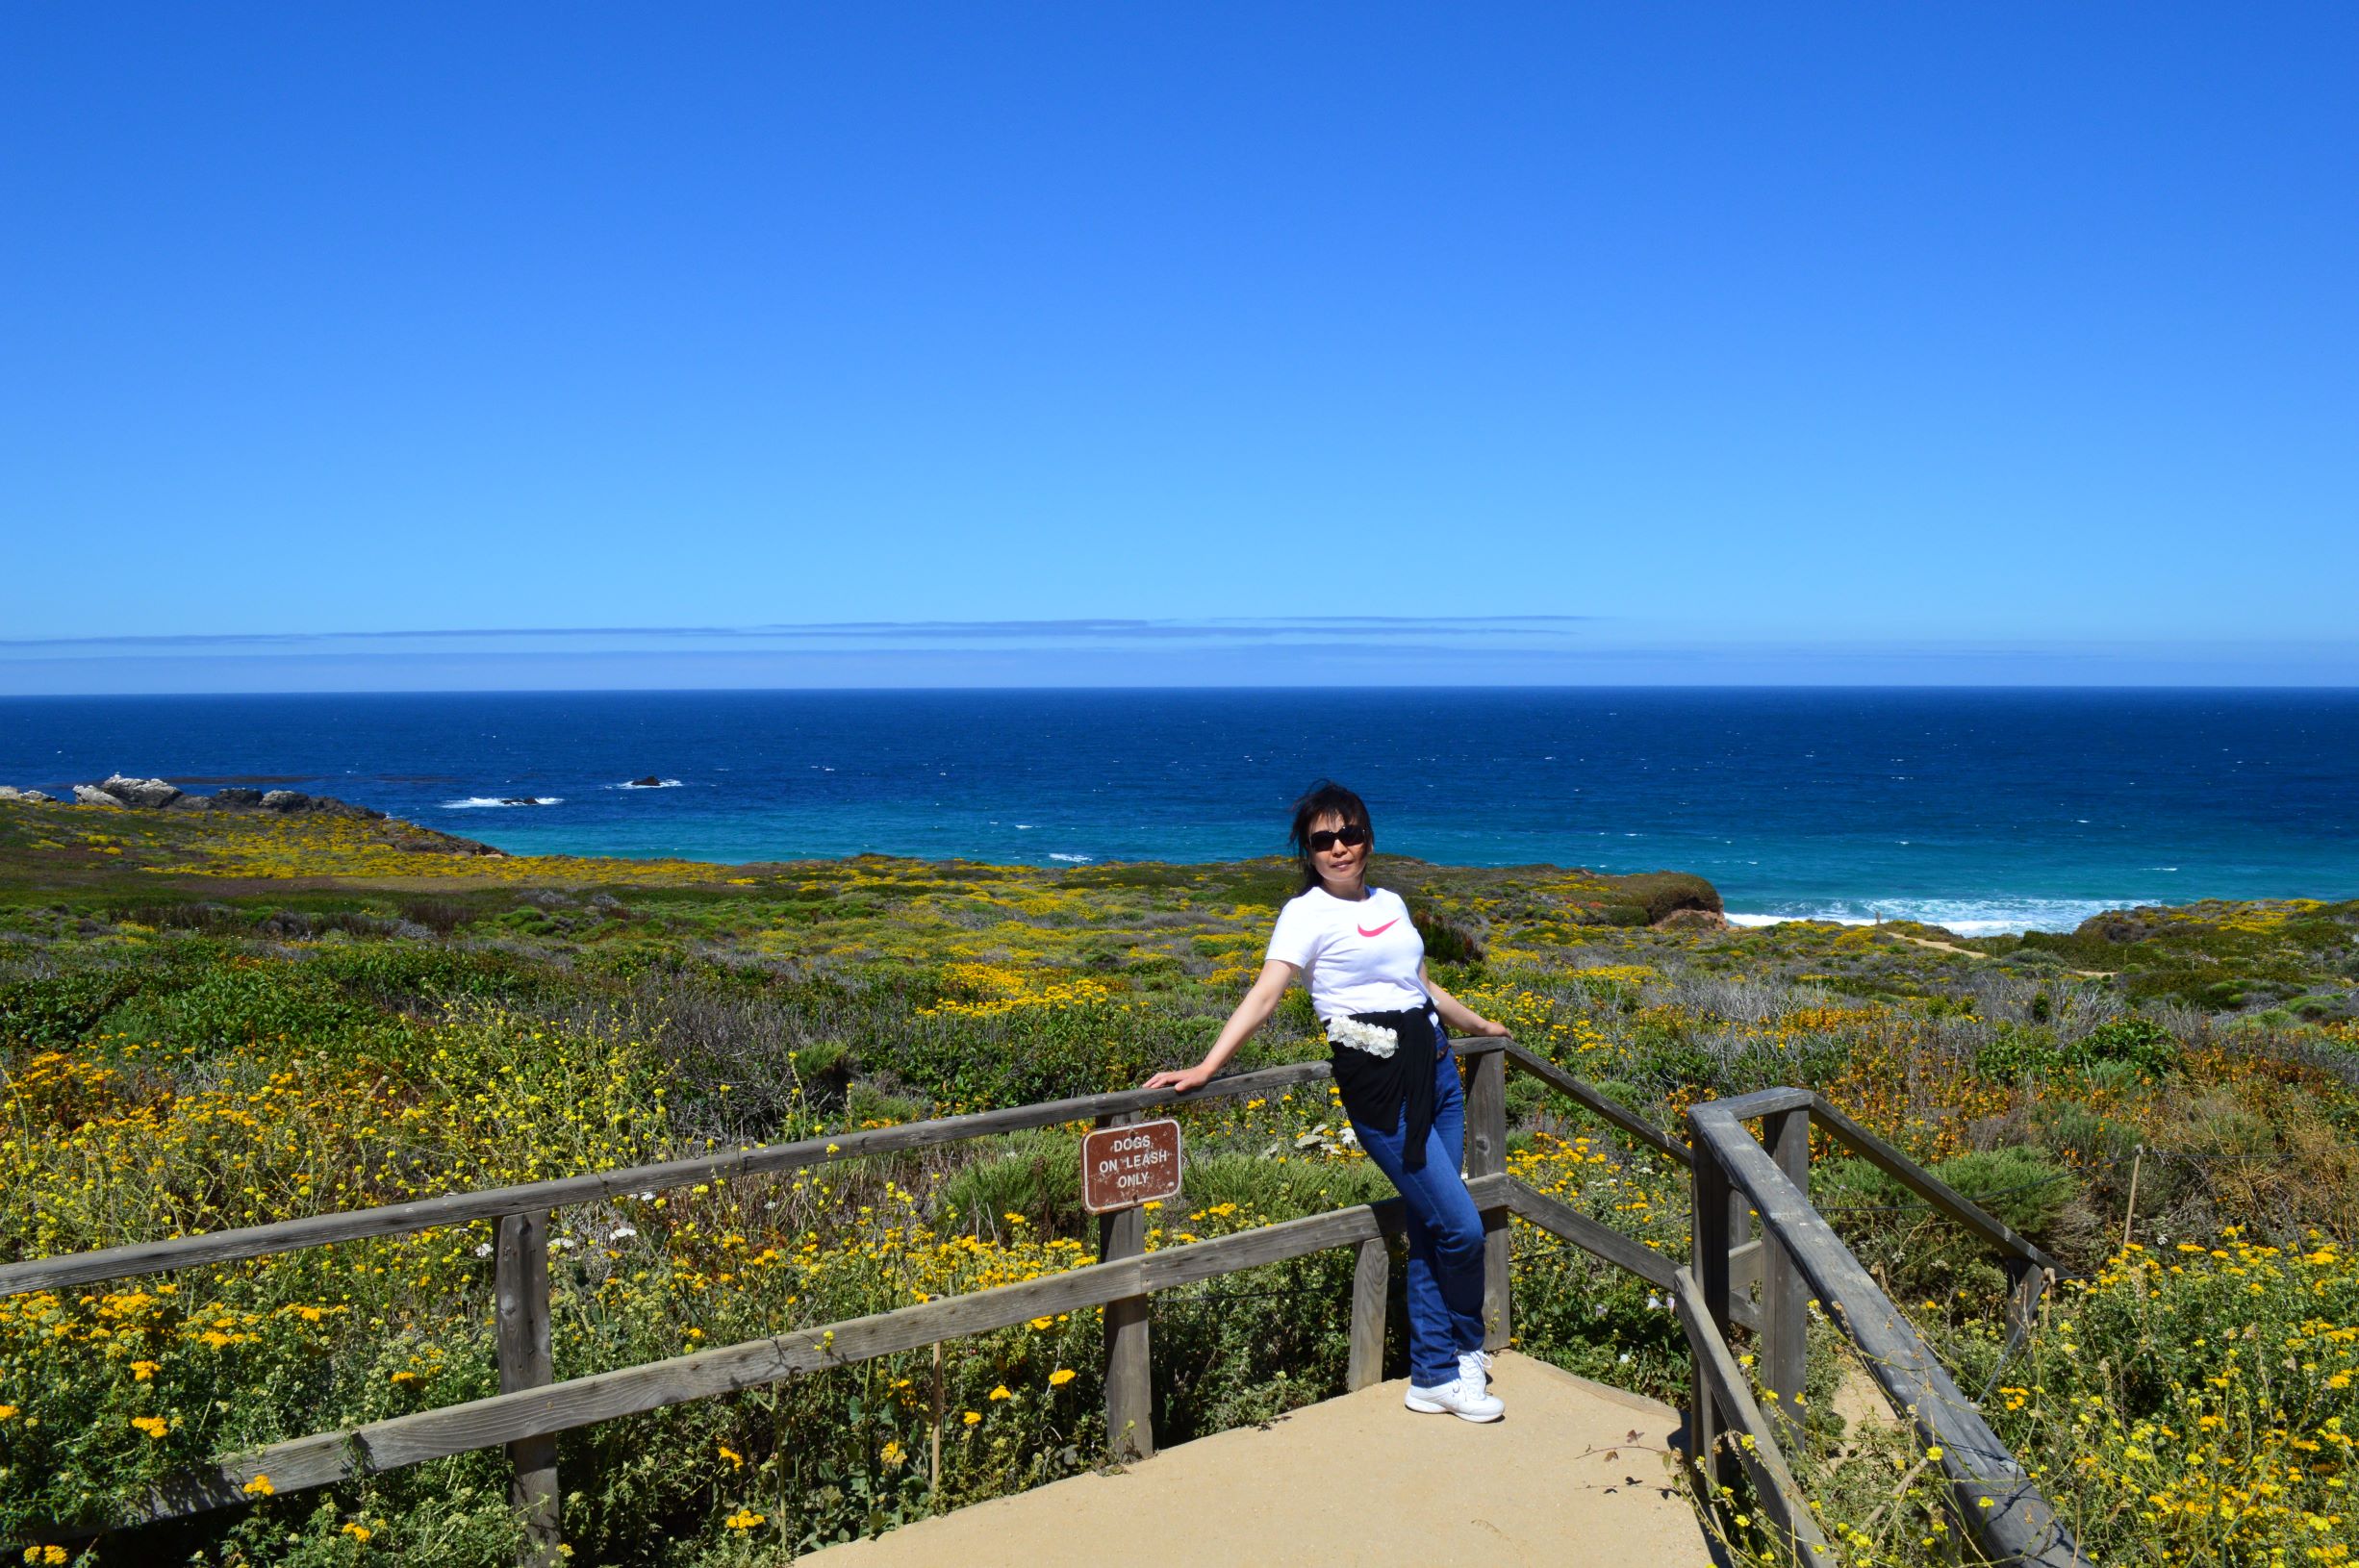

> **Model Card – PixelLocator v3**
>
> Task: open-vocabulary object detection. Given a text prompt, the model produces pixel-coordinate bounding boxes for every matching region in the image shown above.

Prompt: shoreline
[7,787,2348,940]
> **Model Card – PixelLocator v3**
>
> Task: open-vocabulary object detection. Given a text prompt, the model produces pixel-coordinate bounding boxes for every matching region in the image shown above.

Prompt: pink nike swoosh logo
[1356,919,1400,938]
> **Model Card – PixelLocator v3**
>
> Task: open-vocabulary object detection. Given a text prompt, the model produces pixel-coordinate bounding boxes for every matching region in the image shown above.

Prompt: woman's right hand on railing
[1143,1064,1215,1094]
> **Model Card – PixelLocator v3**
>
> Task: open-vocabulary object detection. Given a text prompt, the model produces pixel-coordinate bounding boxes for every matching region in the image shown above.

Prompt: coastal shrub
[309,941,552,1009]
[846,1080,925,1125]
[2067,1014,2181,1076]
[1177,1152,1389,1219]
[1631,1039,1719,1097]
[1978,1015,2181,1082]
[93,962,380,1058]
[1411,904,1485,964]
[790,1039,855,1097]
[0,965,140,1049]
[1813,1148,2077,1305]
[932,1130,1087,1238]
[1977,1021,2060,1081]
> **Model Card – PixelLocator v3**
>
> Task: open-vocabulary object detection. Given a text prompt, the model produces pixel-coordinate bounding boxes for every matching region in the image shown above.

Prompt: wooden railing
[7,1041,2076,1566]
[1680,1090,2080,1567]
[8,1038,1698,1560]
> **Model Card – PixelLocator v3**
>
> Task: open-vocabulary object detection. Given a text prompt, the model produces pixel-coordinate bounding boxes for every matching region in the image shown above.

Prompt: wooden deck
[798,1354,1712,1567]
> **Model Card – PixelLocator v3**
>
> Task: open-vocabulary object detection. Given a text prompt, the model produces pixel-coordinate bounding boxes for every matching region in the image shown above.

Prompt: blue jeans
[1349,1039,1487,1388]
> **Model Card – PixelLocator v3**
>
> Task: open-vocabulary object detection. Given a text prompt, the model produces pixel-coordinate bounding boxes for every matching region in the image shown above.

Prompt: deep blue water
[2,689,2354,933]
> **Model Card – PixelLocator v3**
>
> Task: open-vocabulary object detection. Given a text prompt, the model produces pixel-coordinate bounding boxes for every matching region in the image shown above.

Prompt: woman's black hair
[1288,779,1373,893]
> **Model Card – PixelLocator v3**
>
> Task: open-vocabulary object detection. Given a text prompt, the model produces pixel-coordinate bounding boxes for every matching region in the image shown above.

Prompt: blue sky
[3,5,2353,691]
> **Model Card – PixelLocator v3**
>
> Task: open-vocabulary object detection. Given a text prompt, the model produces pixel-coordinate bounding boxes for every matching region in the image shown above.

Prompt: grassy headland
[1,797,2354,1565]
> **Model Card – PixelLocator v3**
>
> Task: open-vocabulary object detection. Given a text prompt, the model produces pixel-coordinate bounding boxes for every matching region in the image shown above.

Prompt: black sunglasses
[1307,823,1369,852]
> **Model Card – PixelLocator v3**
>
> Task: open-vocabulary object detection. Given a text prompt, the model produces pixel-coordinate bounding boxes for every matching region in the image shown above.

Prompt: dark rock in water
[501,797,543,806]
[261,790,312,811]
[630,775,664,788]
[213,788,265,806]
[102,773,184,808]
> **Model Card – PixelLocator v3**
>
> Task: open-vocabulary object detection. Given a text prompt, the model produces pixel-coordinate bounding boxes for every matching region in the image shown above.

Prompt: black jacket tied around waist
[1329,1000,1446,1169]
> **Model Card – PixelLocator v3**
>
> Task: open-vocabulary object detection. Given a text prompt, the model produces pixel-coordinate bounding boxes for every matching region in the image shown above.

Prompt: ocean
[2,689,2354,934]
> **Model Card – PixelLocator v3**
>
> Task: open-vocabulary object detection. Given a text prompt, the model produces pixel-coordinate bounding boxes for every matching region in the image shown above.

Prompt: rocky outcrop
[9,773,508,859]
[1653,906,1730,931]
[100,773,185,808]
[60,776,391,822]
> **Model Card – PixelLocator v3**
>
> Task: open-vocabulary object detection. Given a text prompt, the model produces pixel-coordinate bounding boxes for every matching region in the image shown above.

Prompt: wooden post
[1688,1117,1737,1493]
[495,1211,561,1568]
[1095,1112,1154,1464]
[2002,1255,2047,1345]
[1347,1234,1390,1390]
[929,1340,945,1500]
[1462,1046,1510,1352]
[1760,1106,1811,1458]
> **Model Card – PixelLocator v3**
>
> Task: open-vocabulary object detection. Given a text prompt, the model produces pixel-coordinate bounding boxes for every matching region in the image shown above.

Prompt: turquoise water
[4,688,2355,933]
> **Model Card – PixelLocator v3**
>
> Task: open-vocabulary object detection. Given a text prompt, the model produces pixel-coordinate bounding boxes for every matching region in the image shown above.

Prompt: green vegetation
[1,799,2355,1564]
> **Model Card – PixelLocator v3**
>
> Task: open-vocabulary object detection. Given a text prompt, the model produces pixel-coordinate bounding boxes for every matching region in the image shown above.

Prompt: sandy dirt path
[795,1353,1711,1568]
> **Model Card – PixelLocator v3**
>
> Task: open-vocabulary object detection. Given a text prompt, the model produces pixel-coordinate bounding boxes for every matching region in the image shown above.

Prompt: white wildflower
[473,1243,494,1259]
[609,1225,638,1242]
[1327,1018,1399,1058]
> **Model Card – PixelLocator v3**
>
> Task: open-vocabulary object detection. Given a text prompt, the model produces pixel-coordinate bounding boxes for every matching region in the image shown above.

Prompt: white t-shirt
[1265,886,1427,1022]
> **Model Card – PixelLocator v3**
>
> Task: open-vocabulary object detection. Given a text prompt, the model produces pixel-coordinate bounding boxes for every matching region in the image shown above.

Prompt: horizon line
[8,681,2359,699]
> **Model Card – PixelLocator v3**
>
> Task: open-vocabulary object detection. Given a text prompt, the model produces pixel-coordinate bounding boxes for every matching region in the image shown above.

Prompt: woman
[1145,780,1511,1421]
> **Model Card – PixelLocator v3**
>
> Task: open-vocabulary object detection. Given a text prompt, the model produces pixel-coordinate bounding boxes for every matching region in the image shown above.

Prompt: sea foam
[1724,897,2133,937]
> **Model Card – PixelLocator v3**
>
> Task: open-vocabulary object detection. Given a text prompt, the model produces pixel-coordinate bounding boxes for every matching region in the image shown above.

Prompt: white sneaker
[1406,1374,1505,1423]
[1461,1350,1494,1385]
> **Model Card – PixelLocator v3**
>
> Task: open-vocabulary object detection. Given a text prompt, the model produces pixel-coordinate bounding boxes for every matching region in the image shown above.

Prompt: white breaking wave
[1048,852,1094,863]
[442,797,564,809]
[1725,896,2141,937]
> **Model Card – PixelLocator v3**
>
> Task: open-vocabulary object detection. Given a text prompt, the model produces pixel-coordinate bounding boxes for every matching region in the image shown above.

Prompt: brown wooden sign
[1081,1119,1183,1214]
